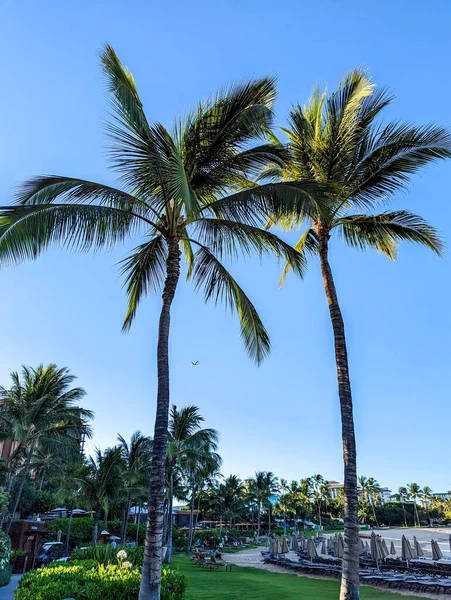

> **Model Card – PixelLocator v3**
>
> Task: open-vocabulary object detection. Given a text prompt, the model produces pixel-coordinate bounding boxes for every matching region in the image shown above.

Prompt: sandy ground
[222,527,451,599]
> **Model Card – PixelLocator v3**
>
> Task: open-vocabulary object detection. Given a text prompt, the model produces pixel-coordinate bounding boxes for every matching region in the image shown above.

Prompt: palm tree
[311,474,330,530]
[117,431,152,543]
[398,486,409,527]
[358,476,380,526]
[422,486,433,523]
[0,46,304,600]
[408,482,422,527]
[209,475,245,530]
[247,471,279,536]
[166,405,219,560]
[266,70,451,599]
[80,447,123,543]
[0,364,93,532]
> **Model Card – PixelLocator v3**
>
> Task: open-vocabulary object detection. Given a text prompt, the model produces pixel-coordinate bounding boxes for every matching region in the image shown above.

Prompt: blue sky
[1,0,450,494]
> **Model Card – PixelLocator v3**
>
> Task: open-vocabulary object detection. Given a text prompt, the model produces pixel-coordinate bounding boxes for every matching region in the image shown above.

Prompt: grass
[172,557,428,600]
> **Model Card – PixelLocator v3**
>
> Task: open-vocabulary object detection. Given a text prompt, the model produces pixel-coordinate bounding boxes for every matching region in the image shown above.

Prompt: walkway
[0,574,21,600]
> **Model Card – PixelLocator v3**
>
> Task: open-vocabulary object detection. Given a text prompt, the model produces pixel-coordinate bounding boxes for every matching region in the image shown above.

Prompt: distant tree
[407,483,422,526]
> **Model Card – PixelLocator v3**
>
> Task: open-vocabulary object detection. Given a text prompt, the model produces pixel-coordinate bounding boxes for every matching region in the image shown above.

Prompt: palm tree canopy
[0,364,93,452]
[0,45,314,365]
[263,69,451,282]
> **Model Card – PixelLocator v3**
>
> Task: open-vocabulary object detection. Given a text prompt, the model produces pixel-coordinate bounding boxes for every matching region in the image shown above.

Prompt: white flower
[117,550,127,560]
[121,561,132,570]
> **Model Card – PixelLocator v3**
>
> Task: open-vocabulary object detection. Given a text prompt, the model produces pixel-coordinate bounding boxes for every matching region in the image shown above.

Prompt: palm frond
[192,244,270,364]
[119,235,168,330]
[279,228,319,285]
[335,210,443,258]
[0,204,141,266]
[191,218,306,275]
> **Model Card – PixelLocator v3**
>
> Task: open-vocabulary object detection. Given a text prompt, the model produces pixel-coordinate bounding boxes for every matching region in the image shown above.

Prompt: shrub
[0,531,11,587]
[70,545,144,568]
[45,518,146,548]
[15,561,187,600]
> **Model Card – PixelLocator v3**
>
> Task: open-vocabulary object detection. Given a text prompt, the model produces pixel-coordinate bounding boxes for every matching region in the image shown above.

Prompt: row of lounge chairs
[191,550,233,572]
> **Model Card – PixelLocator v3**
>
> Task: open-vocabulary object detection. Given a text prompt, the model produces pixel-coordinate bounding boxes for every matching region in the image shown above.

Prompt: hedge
[45,517,146,548]
[0,531,11,587]
[15,560,187,600]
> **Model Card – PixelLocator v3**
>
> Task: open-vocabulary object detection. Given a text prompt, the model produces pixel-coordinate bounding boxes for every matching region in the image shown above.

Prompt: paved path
[0,574,21,600]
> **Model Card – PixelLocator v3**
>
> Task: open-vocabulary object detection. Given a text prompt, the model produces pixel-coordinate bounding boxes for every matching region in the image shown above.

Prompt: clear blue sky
[1,0,450,494]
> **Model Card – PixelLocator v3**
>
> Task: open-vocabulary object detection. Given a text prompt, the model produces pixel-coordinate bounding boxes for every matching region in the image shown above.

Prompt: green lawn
[172,557,427,600]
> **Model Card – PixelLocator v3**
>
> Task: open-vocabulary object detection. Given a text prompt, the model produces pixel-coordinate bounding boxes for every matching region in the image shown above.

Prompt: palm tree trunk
[319,499,322,530]
[66,509,73,552]
[257,503,261,537]
[165,472,174,563]
[102,506,109,533]
[139,237,181,600]
[402,501,407,527]
[318,232,359,600]
[268,504,271,538]
[187,474,196,552]
[7,440,36,533]
[121,498,131,544]
[93,508,100,545]
[414,502,420,527]
[135,504,141,544]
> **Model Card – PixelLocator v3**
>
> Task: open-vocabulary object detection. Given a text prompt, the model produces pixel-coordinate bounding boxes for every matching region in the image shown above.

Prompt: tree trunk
[318,231,360,600]
[268,504,271,538]
[164,472,174,563]
[101,506,109,534]
[7,440,36,533]
[136,504,141,544]
[139,237,181,600]
[66,509,73,552]
[402,501,407,527]
[93,509,100,545]
[319,499,322,530]
[121,499,131,544]
[257,503,261,537]
[187,474,196,553]
[414,502,420,527]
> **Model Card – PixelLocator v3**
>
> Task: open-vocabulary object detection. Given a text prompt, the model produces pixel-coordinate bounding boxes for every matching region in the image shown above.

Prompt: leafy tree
[166,405,219,560]
[117,432,152,544]
[358,476,380,525]
[209,475,245,529]
[398,486,409,527]
[310,474,330,529]
[247,471,279,536]
[265,70,451,599]
[79,447,123,543]
[407,482,422,526]
[0,45,303,600]
[0,364,93,531]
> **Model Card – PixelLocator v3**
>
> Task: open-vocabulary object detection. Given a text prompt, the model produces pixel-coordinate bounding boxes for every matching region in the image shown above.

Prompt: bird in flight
[191,361,200,366]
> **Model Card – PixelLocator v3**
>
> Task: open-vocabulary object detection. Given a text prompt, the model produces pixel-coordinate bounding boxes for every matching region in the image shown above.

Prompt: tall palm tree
[247,471,279,536]
[422,486,433,522]
[80,447,123,543]
[0,46,304,600]
[265,71,451,599]
[117,431,152,543]
[166,405,219,560]
[408,482,422,527]
[358,476,380,526]
[398,486,409,527]
[311,474,329,529]
[0,364,92,532]
[210,475,245,530]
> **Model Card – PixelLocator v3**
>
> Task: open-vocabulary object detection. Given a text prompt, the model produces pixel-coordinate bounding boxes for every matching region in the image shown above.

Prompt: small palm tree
[311,474,328,530]
[265,70,451,599]
[80,447,123,543]
[398,486,409,527]
[247,471,279,536]
[358,476,380,526]
[0,364,92,531]
[408,482,422,527]
[0,46,303,600]
[166,405,219,560]
[117,431,152,543]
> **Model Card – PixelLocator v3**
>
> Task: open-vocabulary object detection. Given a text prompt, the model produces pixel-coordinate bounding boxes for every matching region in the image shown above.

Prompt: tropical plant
[80,447,123,543]
[0,45,305,600]
[265,70,451,599]
[0,364,93,531]
[117,432,152,544]
[247,471,279,536]
[358,476,380,526]
[166,405,220,559]
[209,475,245,529]
[310,474,330,529]
[407,482,422,526]
[398,486,408,527]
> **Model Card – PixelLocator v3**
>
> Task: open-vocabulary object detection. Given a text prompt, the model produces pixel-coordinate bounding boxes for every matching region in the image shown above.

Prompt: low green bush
[45,517,146,548]
[15,561,187,600]
[0,531,11,587]
[70,545,144,567]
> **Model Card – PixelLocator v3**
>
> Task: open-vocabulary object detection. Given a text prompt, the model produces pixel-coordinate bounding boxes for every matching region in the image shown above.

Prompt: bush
[0,531,11,587]
[15,561,187,600]
[71,545,144,568]
[45,517,146,548]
